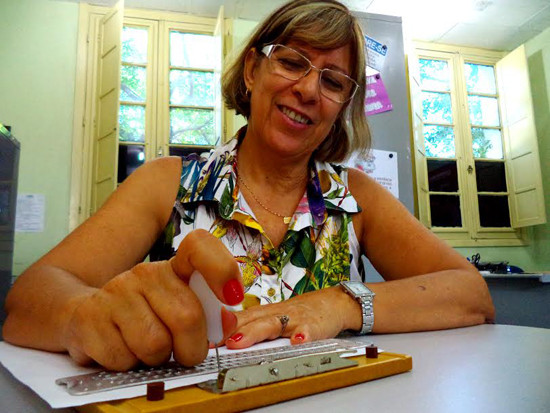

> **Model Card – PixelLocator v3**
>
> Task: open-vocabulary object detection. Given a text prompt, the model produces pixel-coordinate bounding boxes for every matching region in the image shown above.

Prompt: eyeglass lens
[267,45,356,103]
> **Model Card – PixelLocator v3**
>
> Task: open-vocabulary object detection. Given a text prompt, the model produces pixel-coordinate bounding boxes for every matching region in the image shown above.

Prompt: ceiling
[64,0,550,51]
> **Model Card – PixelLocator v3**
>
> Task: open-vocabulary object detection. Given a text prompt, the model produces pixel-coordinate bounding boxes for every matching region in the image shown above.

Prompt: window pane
[169,146,211,158]
[464,63,496,94]
[122,26,147,64]
[121,65,146,102]
[170,108,216,145]
[118,144,145,183]
[422,92,453,124]
[419,59,450,91]
[424,125,455,158]
[170,32,215,69]
[170,70,214,106]
[468,96,500,127]
[475,161,507,192]
[427,160,458,192]
[478,195,510,227]
[430,195,462,227]
[119,105,145,143]
[471,128,503,159]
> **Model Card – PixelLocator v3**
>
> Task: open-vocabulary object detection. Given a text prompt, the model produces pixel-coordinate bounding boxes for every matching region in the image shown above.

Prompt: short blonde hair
[222,0,370,163]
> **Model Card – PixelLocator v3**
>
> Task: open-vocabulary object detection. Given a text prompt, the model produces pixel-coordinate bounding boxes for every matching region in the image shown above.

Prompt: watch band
[340,281,375,335]
[357,292,375,335]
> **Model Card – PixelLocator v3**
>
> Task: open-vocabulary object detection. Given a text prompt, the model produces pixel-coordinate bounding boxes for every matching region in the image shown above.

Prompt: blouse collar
[178,134,360,230]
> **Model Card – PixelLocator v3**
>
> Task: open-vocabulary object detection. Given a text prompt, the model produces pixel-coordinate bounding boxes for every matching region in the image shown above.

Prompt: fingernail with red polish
[294,333,305,342]
[229,333,243,342]
[223,279,244,306]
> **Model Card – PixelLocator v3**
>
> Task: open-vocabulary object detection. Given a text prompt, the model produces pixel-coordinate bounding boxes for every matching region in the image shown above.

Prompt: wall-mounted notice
[15,194,45,232]
[366,73,393,116]
[351,150,399,198]
[364,35,387,73]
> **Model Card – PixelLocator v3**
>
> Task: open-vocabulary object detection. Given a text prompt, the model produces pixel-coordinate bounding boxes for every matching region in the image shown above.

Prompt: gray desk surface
[481,271,550,283]
[1,324,549,413]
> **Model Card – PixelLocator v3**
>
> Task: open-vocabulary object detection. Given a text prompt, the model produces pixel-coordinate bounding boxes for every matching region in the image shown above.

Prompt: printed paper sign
[350,150,399,198]
[365,73,393,116]
[15,193,45,232]
[365,35,387,73]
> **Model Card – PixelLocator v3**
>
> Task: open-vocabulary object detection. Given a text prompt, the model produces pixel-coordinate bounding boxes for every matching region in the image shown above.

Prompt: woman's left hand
[224,286,360,349]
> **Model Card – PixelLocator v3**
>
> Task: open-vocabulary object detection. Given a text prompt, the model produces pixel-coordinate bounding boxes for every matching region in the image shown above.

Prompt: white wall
[0,0,79,275]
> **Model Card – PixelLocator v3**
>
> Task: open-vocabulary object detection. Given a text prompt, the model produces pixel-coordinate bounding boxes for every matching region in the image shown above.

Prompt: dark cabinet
[0,123,20,328]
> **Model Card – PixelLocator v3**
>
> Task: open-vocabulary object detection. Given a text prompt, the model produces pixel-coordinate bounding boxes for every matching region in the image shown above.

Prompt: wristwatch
[340,280,375,335]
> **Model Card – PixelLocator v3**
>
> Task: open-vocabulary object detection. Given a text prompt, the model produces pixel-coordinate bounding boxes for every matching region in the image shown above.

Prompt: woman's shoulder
[130,155,183,187]
[346,166,389,201]
[110,156,183,216]
[147,155,183,172]
[345,166,403,235]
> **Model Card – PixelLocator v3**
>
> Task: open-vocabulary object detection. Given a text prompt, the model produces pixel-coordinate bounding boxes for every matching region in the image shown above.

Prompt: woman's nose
[291,69,321,103]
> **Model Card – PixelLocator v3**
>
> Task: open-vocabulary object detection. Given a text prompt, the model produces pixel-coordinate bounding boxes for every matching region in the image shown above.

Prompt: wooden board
[78,352,412,413]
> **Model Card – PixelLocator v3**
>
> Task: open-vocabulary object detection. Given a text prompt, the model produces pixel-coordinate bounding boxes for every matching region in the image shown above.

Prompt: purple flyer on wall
[365,73,393,116]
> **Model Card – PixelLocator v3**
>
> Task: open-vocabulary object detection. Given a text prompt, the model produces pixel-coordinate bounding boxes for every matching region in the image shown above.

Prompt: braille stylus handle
[188,271,224,345]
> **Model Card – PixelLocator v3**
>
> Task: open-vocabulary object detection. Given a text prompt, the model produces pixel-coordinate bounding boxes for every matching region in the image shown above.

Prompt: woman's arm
[3,157,243,370]
[347,167,495,332]
[224,167,494,349]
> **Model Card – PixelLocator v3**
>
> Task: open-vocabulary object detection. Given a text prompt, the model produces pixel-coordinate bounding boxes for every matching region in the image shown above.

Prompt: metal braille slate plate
[56,338,366,395]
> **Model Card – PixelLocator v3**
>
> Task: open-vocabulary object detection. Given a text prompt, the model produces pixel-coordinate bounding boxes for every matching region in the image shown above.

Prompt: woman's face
[244,40,351,161]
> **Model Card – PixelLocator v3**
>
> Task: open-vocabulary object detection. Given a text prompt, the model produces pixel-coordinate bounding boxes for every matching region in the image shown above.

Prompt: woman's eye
[322,74,345,92]
[277,57,307,71]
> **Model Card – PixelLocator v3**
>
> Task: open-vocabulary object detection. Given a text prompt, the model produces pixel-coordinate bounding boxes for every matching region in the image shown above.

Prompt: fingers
[110,290,173,367]
[79,323,140,371]
[65,261,211,370]
[225,313,314,349]
[227,315,284,348]
[224,289,346,350]
[64,295,140,371]
[64,230,248,370]
[170,230,244,306]
[130,261,209,367]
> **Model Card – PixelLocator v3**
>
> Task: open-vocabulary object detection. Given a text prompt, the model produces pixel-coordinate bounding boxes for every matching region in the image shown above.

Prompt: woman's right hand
[61,230,243,371]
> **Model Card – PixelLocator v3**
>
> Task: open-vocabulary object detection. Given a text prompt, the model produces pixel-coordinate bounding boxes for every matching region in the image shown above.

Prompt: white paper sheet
[0,339,292,408]
[350,149,399,198]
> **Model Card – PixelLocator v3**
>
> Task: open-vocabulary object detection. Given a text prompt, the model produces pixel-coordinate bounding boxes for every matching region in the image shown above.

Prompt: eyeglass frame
[259,44,359,104]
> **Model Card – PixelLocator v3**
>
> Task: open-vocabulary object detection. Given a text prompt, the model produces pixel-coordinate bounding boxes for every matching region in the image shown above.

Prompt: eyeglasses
[260,44,359,104]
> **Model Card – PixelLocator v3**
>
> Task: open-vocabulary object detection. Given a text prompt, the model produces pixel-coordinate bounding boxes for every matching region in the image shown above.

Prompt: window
[70,4,223,219]
[420,58,510,229]
[168,32,217,153]
[118,25,148,182]
[117,23,219,183]
[409,43,546,246]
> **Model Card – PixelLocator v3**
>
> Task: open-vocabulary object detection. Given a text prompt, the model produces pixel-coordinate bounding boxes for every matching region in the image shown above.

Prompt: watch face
[344,281,373,295]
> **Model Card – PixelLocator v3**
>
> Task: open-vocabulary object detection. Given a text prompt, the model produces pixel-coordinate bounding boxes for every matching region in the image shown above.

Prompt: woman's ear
[243,48,259,91]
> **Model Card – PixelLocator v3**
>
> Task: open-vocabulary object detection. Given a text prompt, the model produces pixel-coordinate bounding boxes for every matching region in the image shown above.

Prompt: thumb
[221,306,238,339]
[209,307,238,348]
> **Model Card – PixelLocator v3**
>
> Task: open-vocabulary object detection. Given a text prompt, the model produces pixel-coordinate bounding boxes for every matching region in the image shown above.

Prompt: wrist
[339,281,376,335]
[335,284,363,332]
[59,288,97,350]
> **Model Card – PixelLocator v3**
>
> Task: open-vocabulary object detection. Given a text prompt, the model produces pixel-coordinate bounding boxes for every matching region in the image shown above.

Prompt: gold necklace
[237,173,293,224]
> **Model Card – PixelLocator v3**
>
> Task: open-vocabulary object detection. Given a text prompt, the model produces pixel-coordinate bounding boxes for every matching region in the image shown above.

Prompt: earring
[246,88,251,99]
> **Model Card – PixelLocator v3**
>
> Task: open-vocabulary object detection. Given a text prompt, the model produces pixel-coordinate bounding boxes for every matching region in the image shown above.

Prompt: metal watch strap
[357,293,374,335]
[340,281,375,335]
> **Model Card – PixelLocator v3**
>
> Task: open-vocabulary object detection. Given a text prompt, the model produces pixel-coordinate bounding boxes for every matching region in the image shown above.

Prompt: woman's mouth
[279,105,312,125]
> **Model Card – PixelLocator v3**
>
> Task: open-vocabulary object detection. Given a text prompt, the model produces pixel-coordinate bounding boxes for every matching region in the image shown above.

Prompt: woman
[2,0,494,371]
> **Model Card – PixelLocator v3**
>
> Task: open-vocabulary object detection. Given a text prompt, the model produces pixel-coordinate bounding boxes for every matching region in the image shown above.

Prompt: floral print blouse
[150,134,364,308]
